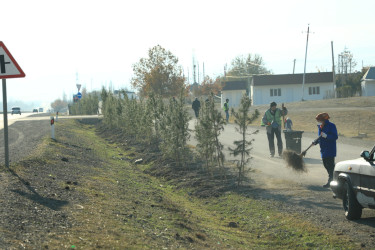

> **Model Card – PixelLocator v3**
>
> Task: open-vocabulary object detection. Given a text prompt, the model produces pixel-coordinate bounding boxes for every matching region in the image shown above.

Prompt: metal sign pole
[2,78,9,167]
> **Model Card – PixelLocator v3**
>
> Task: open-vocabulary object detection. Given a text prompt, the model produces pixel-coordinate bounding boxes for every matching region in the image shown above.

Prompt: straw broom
[282,136,320,172]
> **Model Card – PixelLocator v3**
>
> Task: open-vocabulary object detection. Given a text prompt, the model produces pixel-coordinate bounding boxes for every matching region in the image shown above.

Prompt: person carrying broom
[262,102,288,157]
[312,112,338,188]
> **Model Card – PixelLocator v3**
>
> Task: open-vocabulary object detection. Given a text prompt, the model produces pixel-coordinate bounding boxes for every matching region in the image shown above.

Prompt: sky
[1,0,374,108]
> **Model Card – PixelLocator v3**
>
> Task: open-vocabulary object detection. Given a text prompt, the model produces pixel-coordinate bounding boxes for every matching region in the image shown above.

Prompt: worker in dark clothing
[223,98,229,122]
[192,97,201,118]
[262,102,288,157]
[312,112,338,188]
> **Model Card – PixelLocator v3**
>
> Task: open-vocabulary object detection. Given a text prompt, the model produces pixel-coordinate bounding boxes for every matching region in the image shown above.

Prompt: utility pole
[331,41,336,98]
[192,56,197,84]
[197,61,200,84]
[301,24,311,101]
[203,62,205,80]
[293,59,296,74]
[331,41,335,80]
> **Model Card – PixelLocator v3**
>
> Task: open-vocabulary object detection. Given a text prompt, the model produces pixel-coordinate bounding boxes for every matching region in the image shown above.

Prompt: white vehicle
[11,107,21,115]
[330,145,375,220]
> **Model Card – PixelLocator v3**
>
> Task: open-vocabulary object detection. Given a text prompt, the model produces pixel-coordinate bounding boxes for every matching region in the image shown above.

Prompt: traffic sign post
[2,79,9,167]
[77,92,82,99]
[0,41,25,167]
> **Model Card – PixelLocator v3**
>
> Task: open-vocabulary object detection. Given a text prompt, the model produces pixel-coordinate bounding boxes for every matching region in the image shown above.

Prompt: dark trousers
[267,127,283,156]
[194,109,199,118]
[322,157,335,180]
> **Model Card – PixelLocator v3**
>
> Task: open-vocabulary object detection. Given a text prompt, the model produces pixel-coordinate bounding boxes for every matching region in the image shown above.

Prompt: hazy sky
[1,0,374,106]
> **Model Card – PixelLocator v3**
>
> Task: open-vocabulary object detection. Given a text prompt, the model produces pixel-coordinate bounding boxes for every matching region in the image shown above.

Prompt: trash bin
[283,130,304,154]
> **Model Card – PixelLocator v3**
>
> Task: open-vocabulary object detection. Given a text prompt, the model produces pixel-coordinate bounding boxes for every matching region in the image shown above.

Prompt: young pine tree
[198,94,227,178]
[146,92,165,139]
[159,90,191,167]
[195,96,216,174]
[229,94,259,186]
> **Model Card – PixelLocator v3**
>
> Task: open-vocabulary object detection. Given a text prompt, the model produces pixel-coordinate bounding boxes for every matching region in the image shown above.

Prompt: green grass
[9,119,360,248]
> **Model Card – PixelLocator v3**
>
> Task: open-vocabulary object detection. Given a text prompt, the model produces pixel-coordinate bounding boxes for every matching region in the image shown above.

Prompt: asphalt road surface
[0,112,33,129]
[0,114,100,164]
[188,119,375,247]
[189,119,375,188]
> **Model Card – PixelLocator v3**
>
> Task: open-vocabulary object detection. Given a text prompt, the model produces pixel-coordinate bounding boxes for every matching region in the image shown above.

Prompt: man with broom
[312,112,338,188]
[262,102,288,157]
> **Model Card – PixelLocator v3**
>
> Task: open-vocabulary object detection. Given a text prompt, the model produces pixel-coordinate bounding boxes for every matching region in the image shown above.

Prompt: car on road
[33,109,38,113]
[330,145,375,220]
[11,107,21,115]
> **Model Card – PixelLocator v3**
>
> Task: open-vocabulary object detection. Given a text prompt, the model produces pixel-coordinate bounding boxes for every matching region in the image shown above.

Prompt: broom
[282,136,320,172]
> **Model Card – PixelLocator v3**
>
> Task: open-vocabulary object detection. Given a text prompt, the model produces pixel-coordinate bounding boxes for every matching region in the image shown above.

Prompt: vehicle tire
[343,181,362,220]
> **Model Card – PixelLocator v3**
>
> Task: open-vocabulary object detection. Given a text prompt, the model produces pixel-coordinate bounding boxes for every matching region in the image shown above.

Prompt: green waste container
[283,130,304,154]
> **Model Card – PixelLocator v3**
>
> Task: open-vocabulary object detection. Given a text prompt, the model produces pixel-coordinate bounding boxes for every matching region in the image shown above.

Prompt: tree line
[98,87,258,186]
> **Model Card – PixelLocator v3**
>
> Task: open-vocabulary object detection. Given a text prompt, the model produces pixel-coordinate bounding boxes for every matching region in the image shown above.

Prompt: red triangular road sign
[0,41,25,79]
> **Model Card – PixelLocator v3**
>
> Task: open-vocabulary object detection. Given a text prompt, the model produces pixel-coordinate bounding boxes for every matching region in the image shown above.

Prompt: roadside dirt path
[247,168,375,249]
[188,119,375,248]
[0,119,50,164]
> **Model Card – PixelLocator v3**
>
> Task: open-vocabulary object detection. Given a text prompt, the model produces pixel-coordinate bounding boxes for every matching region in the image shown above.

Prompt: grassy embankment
[7,118,361,248]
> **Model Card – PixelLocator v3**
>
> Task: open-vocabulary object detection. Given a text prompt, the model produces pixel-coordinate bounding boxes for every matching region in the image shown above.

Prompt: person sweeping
[312,112,338,188]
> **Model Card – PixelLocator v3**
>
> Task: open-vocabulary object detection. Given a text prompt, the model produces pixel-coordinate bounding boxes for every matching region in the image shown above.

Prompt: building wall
[221,90,246,109]
[251,82,335,105]
[361,80,375,96]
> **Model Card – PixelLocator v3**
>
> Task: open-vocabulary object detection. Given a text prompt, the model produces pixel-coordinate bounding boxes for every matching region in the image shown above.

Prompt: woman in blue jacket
[313,112,338,188]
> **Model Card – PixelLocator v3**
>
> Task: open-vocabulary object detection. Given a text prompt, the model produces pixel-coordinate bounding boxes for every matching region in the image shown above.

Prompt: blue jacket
[317,120,338,158]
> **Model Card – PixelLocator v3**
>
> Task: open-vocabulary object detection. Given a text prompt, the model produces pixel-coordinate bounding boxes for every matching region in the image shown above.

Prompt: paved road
[0,114,100,164]
[0,113,33,129]
[189,119,375,246]
[189,119,374,187]
[0,113,100,128]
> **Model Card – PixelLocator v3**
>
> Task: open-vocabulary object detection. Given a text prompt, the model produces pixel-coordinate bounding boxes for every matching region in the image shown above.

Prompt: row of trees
[129,45,371,99]
[69,91,100,115]
[97,86,258,186]
[52,44,373,112]
[130,45,271,99]
[51,45,272,110]
[50,44,261,186]
[336,68,366,98]
[100,88,191,166]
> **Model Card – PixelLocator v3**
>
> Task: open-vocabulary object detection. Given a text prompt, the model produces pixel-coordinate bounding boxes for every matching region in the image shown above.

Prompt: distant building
[221,72,335,108]
[251,72,335,105]
[361,67,375,96]
[114,90,138,99]
[220,80,248,108]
